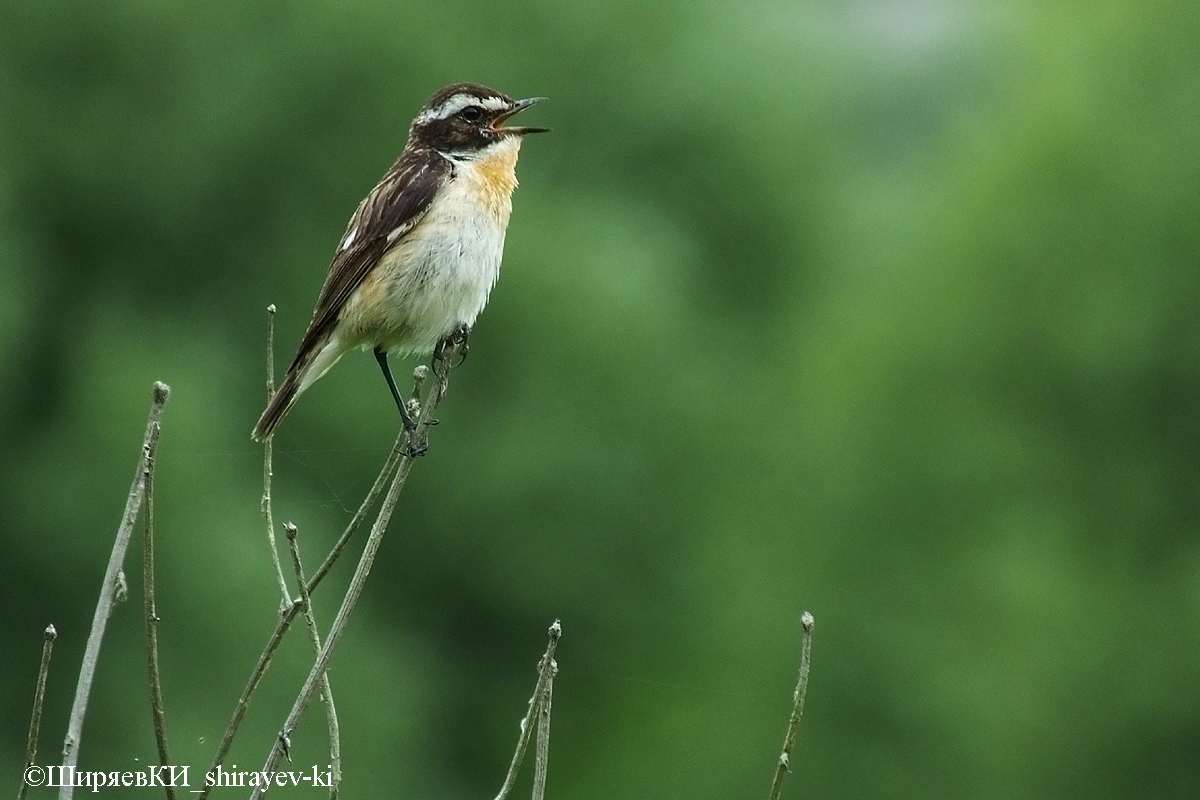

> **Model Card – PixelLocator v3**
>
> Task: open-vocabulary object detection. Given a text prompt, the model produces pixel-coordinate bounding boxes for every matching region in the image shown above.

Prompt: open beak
[494,96,549,135]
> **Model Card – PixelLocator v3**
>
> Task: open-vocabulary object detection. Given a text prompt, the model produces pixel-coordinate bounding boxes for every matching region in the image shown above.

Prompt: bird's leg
[376,345,429,443]
[377,348,429,457]
[374,348,415,430]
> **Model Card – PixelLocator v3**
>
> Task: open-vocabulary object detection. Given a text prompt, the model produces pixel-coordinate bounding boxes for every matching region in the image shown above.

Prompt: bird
[252,82,547,445]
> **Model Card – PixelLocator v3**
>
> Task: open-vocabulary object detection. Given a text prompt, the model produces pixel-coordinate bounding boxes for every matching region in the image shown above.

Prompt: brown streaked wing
[284,147,450,374]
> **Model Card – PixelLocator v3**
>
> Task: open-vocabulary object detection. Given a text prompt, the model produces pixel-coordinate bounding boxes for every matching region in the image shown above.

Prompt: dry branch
[142,434,175,800]
[247,353,459,800]
[18,624,57,800]
[261,305,292,606]
[767,611,815,800]
[199,426,408,798]
[531,657,556,800]
[494,621,562,800]
[59,381,169,800]
[284,523,342,798]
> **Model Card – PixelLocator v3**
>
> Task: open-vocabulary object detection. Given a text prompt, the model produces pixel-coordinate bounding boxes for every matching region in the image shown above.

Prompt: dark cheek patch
[420,118,495,152]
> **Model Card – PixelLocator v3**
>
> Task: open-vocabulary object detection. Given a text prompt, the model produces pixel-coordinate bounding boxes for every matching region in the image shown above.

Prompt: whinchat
[252,83,547,444]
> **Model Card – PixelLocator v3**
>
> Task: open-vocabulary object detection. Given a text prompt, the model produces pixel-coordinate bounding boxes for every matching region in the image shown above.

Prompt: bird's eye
[460,106,484,123]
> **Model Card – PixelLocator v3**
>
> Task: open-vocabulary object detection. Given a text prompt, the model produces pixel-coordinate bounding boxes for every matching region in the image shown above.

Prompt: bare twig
[265,304,277,393]
[284,523,341,799]
[530,658,556,800]
[494,621,562,800]
[18,625,57,800]
[142,439,175,800]
[767,612,815,800]
[249,357,458,800]
[59,382,170,800]
[198,598,303,800]
[262,305,292,607]
[199,424,411,799]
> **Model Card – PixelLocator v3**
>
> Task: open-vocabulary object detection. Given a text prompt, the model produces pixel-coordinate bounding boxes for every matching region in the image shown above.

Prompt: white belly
[374,182,508,352]
[342,138,520,355]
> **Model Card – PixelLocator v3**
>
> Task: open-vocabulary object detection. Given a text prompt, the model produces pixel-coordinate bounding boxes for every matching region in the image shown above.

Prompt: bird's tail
[252,369,303,442]
[251,333,347,442]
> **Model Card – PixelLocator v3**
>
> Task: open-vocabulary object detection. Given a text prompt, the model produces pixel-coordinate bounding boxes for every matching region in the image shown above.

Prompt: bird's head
[410,83,548,155]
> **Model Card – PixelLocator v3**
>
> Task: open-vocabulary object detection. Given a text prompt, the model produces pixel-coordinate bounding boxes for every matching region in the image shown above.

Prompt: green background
[2,1,1198,797]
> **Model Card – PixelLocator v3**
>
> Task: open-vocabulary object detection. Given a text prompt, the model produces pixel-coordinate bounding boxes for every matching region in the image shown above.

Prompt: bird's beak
[494,96,549,135]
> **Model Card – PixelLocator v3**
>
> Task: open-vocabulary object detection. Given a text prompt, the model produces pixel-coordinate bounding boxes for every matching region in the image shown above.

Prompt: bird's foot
[403,429,429,459]
[433,324,471,373]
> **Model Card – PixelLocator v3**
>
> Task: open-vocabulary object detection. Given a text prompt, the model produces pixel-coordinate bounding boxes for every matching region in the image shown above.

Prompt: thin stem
[493,621,562,800]
[767,612,815,800]
[142,441,175,800]
[530,661,556,800]
[199,423,411,800]
[198,599,303,800]
[249,359,457,800]
[265,304,277,391]
[60,382,170,800]
[18,625,57,800]
[262,305,291,606]
[284,523,341,799]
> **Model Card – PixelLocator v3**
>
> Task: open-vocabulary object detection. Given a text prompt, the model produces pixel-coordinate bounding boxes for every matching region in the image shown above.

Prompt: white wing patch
[339,227,357,252]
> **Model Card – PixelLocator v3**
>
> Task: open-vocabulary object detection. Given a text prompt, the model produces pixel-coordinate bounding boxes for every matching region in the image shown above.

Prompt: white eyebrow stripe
[417,93,508,123]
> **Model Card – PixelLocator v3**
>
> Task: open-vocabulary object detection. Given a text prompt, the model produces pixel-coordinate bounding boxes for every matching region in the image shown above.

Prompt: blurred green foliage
[2,0,1198,797]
